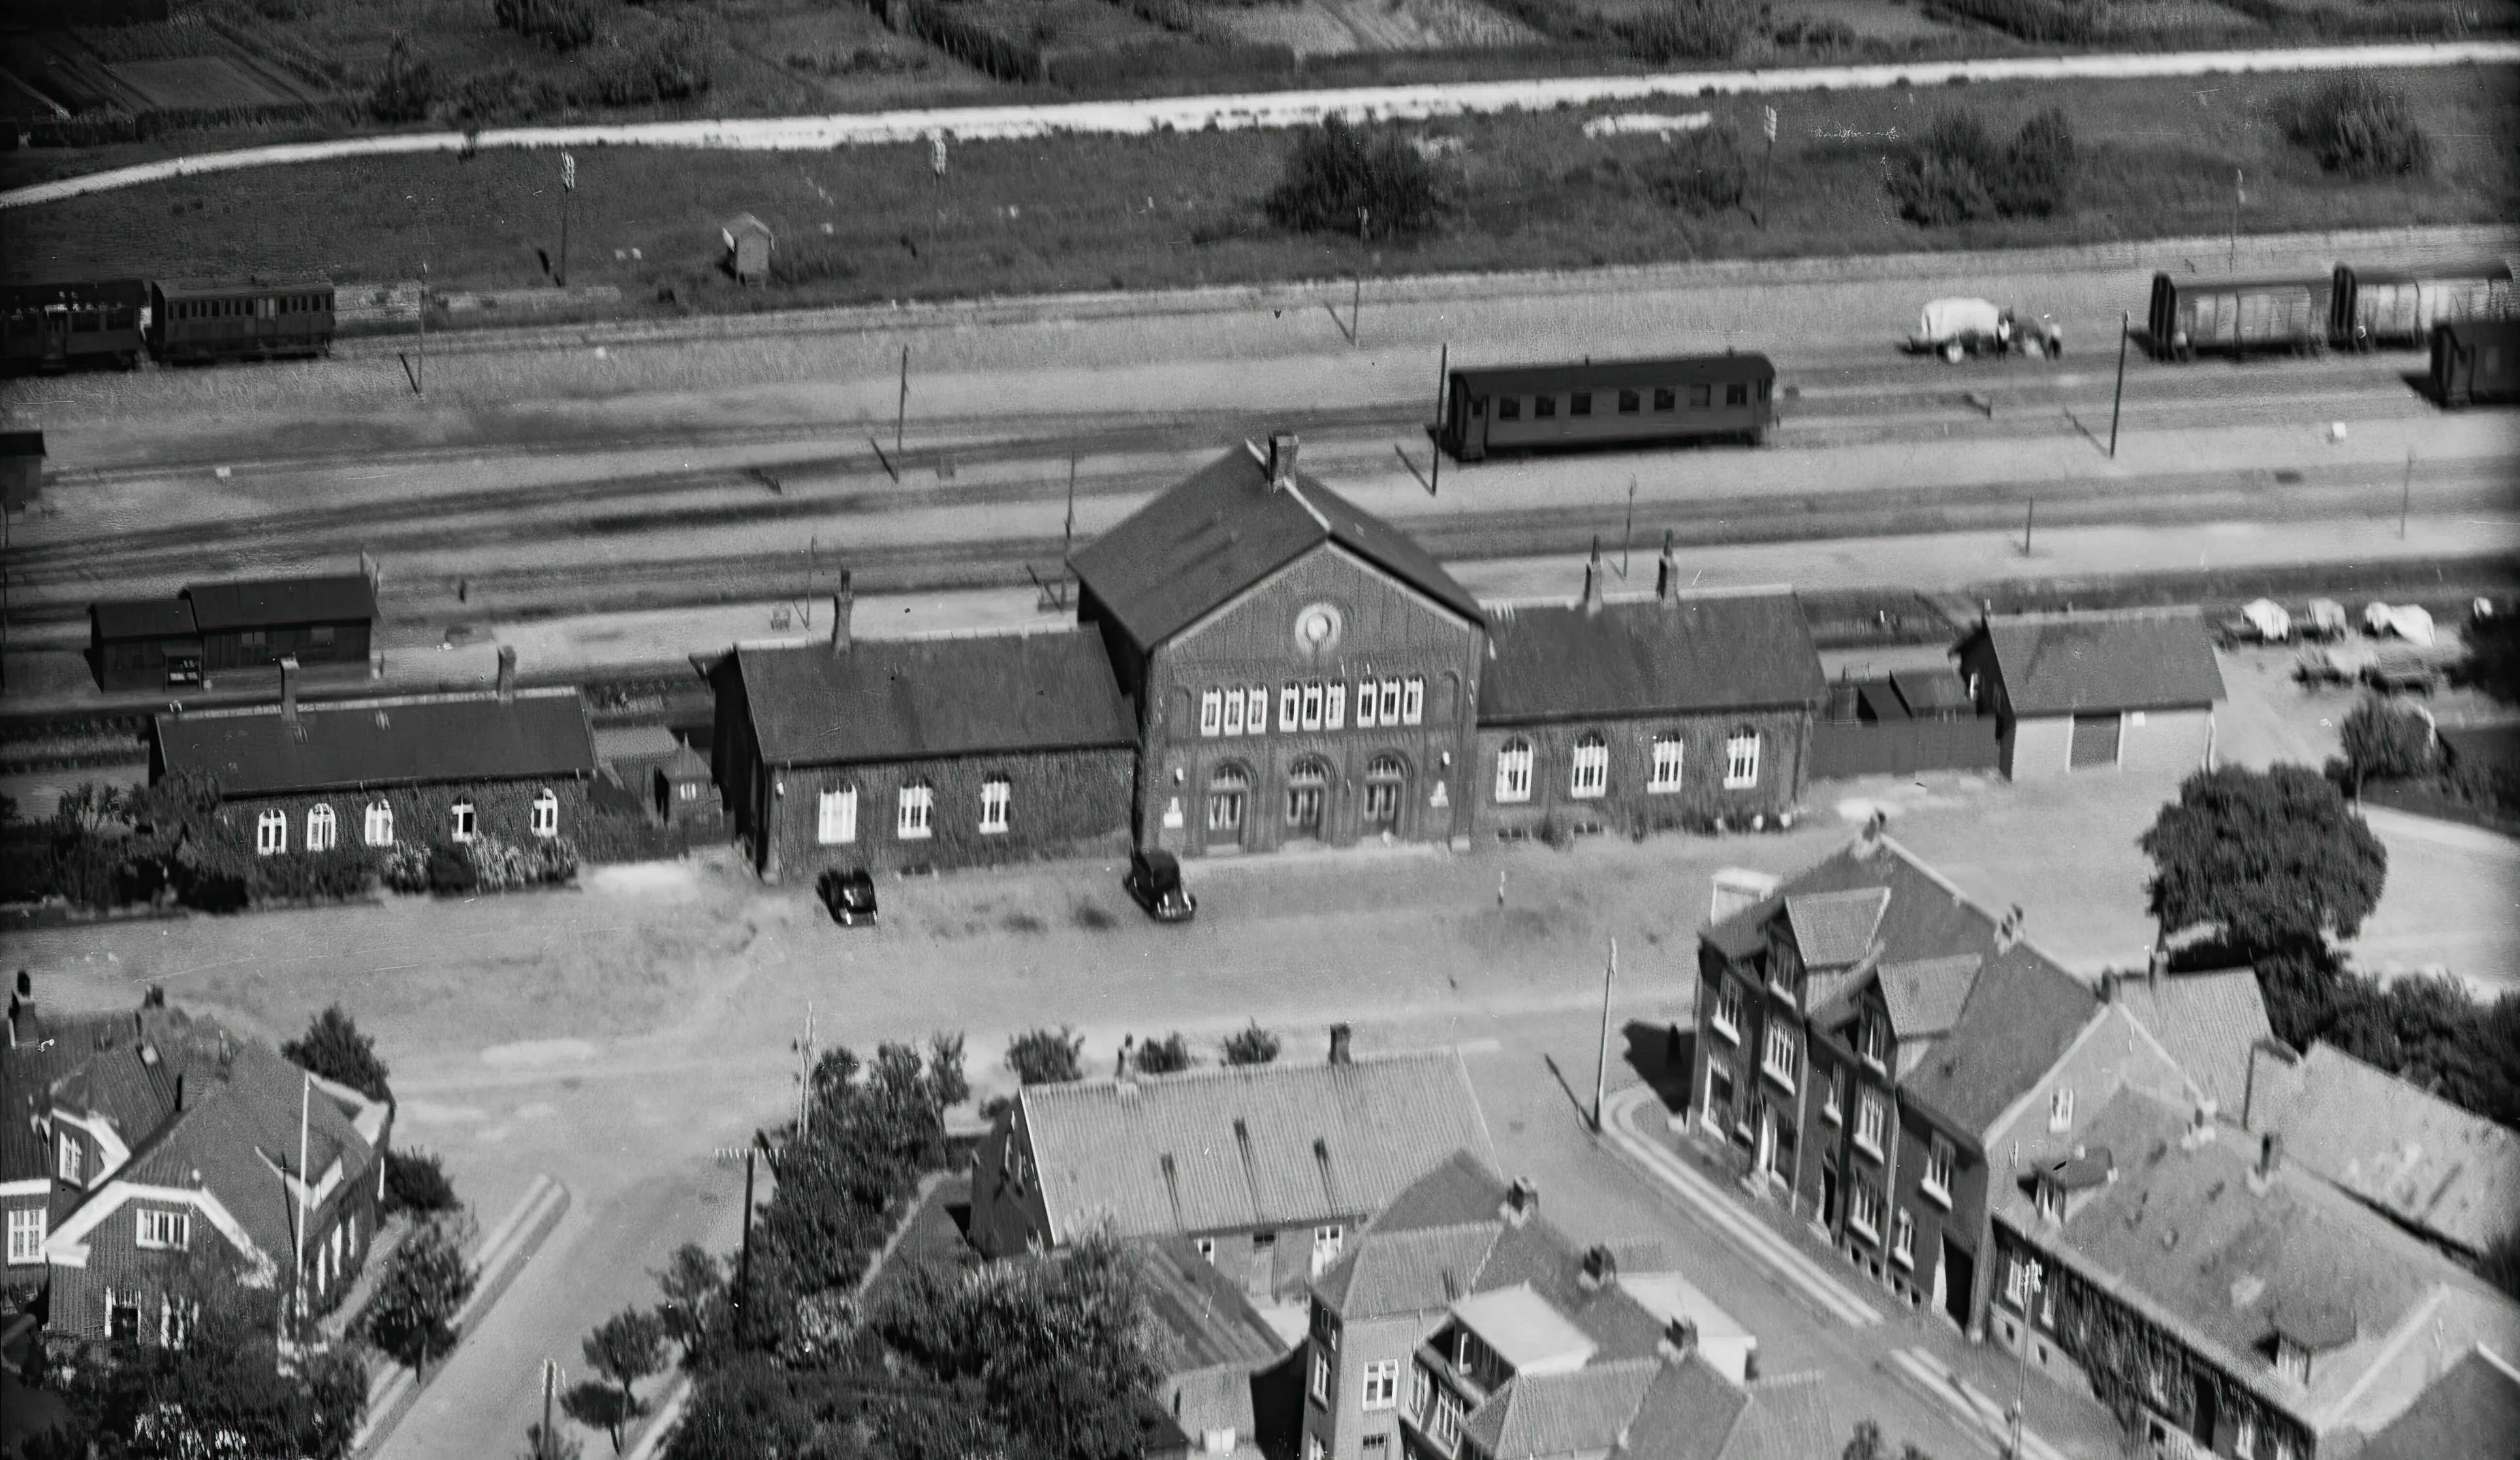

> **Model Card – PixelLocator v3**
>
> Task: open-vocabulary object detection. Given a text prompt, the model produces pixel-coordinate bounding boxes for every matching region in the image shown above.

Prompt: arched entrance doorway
[1284,758,1328,841]
[1205,764,1248,850]
[1362,754,1407,835]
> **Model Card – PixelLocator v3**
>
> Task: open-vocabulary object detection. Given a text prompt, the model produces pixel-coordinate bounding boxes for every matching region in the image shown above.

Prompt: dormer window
[2274,1338,2310,1387]
[1859,1014,1887,1068]
[2049,1087,2075,1132]
[2036,1180,2062,1224]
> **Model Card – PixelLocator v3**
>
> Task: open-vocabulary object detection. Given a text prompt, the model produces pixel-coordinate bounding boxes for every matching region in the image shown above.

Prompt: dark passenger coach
[2,279,146,373]
[148,279,336,364]
[1436,352,1776,461]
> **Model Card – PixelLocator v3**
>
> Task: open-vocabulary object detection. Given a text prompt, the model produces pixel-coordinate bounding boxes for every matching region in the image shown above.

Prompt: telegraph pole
[1430,343,1448,495]
[1592,940,1618,1133]
[2107,312,2129,458]
[2401,451,2413,538]
[735,1144,758,1320]
[541,1360,559,1459]
[1760,105,1778,228]
[558,152,575,288]
[896,345,909,456]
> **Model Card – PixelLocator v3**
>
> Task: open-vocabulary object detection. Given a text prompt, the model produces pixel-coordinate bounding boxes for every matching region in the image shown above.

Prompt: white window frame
[1494,740,1534,803]
[1569,734,1609,800]
[1821,1063,1843,1124]
[817,786,858,845]
[136,1208,191,1251]
[364,800,394,848]
[1280,683,1300,729]
[896,783,934,839]
[1649,736,1684,792]
[1891,1208,1915,1267]
[1401,677,1423,726]
[1710,978,1743,1042]
[1223,687,1247,736]
[1301,683,1323,731]
[1200,689,1223,737]
[1324,682,1345,730]
[529,788,559,839]
[1379,679,1400,725]
[58,1138,80,1184]
[1361,1359,1399,1410]
[1355,678,1379,728]
[305,803,337,852]
[6,1207,43,1264]
[1195,1236,1216,1263]
[979,777,1011,835]
[1924,1134,1955,1205]
[1761,1019,1797,1090]
[1311,1350,1332,1405]
[1856,1091,1887,1158]
[1848,1181,1881,1241]
[2049,1087,2075,1132]
[1860,1014,1888,1069]
[256,809,287,856]
[450,801,477,844]
[1246,687,1269,733]
[1310,1223,1345,1277]
[1724,730,1761,788]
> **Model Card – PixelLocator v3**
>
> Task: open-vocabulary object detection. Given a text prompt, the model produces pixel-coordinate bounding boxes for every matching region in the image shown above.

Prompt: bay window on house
[1859,1013,1889,1068]
[1761,1019,1797,1089]
[1711,976,1744,1040]
[1848,1179,1883,1239]
[1924,1134,1955,1202]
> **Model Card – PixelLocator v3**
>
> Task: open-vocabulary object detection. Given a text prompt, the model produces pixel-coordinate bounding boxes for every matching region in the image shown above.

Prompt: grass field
[3,65,2510,311]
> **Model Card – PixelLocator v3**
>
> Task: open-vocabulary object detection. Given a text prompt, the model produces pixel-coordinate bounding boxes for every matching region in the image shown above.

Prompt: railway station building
[89,570,378,694]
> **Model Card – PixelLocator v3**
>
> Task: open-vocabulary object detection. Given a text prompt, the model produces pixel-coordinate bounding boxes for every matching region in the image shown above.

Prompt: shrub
[494,0,602,51]
[245,846,379,903]
[426,844,477,895]
[1135,1033,1193,1075]
[285,1006,394,1104]
[1264,117,1452,241]
[1619,0,1758,62]
[2284,74,2430,178]
[1006,1026,1085,1085]
[1221,1021,1281,1066]
[368,35,435,123]
[452,65,560,123]
[1648,126,1748,213]
[385,1147,461,1215]
[1931,0,2095,42]
[1986,106,2075,217]
[382,843,432,893]
[2336,696,2436,790]
[1888,107,2077,225]
[577,8,717,106]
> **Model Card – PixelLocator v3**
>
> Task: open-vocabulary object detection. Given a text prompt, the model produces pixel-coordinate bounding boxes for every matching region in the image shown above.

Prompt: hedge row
[1930,0,2098,43]
[1044,37,1296,86]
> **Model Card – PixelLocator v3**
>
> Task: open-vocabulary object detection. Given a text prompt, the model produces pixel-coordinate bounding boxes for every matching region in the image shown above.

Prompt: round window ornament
[1295,603,1344,655]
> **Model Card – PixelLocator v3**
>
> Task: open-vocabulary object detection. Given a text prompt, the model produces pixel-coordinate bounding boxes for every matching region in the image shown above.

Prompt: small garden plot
[1767,0,1965,46]
[108,55,306,110]
[1193,0,1545,55]
[723,0,992,106]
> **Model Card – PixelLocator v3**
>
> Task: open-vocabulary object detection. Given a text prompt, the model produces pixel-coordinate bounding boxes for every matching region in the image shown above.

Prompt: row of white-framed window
[1492,730,1760,803]
[253,792,560,855]
[1199,677,1423,738]
[816,777,1012,845]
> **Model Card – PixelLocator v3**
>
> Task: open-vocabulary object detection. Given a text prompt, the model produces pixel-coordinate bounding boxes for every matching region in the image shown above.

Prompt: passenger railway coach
[2,279,146,373]
[1436,352,1776,461]
[148,278,335,364]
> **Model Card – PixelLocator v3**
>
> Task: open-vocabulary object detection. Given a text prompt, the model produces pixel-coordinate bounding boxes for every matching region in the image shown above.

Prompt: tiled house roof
[1071,444,1485,649]
[2247,1042,2520,1259]
[727,629,1135,766]
[1464,1357,1660,1455]
[1475,591,1826,725]
[1139,1234,1286,1375]
[2353,1347,2520,1460]
[2106,969,2274,1118]
[1015,1051,1495,1245]
[1961,607,2226,715]
[180,574,377,630]
[154,687,596,796]
[1783,888,1891,971]
[1877,956,1982,1042]
[1897,944,2098,1136]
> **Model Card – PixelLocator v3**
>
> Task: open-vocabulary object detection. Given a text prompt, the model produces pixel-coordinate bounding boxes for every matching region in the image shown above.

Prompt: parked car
[1122,850,1195,924]
[817,867,879,926]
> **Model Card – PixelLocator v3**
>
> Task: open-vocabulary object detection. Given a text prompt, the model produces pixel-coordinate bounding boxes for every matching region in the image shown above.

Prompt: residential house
[151,655,597,858]
[1951,608,2225,779]
[1300,1150,1831,1460]
[1987,1087,2520,1460]
[2241,1042,2520,1265]
[1071,435,1490,858]
[1141,1234,1293,1458]
[703,584,1137,878]
[1473,544,1825,841]
[5,984,392,1346]
[968,1033,1496,1303]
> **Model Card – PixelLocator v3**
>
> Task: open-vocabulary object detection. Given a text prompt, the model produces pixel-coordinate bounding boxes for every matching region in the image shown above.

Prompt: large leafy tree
[362,1217,477,1376]
[2140,765,2387,958]
[574,1307,669,1450]
[283,1004,395,1104]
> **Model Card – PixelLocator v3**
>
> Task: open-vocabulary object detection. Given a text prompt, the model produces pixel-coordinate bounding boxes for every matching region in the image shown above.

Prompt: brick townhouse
[4,982,392,1346]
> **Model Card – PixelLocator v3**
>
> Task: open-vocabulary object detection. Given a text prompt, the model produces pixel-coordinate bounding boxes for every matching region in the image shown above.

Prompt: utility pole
[415,268,426,398]
[558,153,576,288]
[2107,312,2128,458]
[2229,170,2243,272]
[1063,454,1078,563]
[1620,477,1637,577]
[1430,343,1447,495]
[930,134,947,267]
[541,1360,559,1460]
[896,345,909,456]
[735,1145,758,1320]
[1760,105,1778,229]
[2023,498,2035,557]
[1354,206,1368,347]
[1592,939,1618,1134]
[292,1070,310,1346]
[795,1001,816,1138]
[2009,1260,2045,1460]
[2401,450,2413,538]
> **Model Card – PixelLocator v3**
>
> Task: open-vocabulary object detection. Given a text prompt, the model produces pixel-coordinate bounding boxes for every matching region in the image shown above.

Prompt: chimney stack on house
[2250,1131,2284,1194]
[1581,537,1605,617]
[1995,904,2026,952]
[496,645,518,703]
[1502,1177,1539,1226]
[2182,1098,2220,1149]
[1267,433,1299,490]
[1655,530,1680,602]
[831,570,855,653]
[1579,1245,1618,1293]
[1327,1022,1352,1065]
[1658,1316,1699,1364]
[279,656,301,724]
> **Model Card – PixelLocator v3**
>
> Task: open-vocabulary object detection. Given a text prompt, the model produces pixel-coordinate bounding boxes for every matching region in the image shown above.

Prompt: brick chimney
[1501,1177,1539,1226]
[1268,433,1299,490]
[1581,537,1605,617]
[496,645,517,703]
[831,569,855,654]
[1327,1022,1352,1065]
[1579,1244,1617,1293]
[1654,530,1680,603]
[1658,1316,1698,1363]
[1995,904,2025,952]
[279,656,301,724]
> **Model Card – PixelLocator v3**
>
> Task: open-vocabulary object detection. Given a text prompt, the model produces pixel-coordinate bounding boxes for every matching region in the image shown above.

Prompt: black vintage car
[1122,850,1195,924]
[817,867,879,927]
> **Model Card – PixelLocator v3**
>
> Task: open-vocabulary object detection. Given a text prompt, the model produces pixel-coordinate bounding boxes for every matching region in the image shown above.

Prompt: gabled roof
[1070,445,1483,649]
[1890,666,1972,716]
[1139,1235,1286,1377]
[2249,1043,2520,1258]
[2107,970,2274,1118]
[727,629,1133,767]
[1315,1221,1501,1315]
[2354,1347,2520,1460]
[1703,831,1997,972]
[1016,1051,1495,1247]
[91,598,198,640]
[155,687,596,797]
[1476,591,1825,724]
[1464,1356,1659,1457]
[1784,888,1890,970]
[1962,607,2226,715]
[1878,955,1983,1042]
[1897,943,2096,1137]
[180,574,377,630]
[1616,1359,1835,1460]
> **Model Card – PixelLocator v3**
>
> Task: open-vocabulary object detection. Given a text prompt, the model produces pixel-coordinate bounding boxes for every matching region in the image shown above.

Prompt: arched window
[529,789,560,839]
[450,801,477,843]
[1569,732,1609,799]
[897,779,934,839]
[364,801,394,847]
[1363,755,1406,827]
[1495,740,1534,803]
[305,803,337,852]
[1285,758,1328,834]
[1649,736,1685,793]
[979,777,1012,834]
[1724,729,1763,788]
[1206,764,1249,837]
[255,809,287,856]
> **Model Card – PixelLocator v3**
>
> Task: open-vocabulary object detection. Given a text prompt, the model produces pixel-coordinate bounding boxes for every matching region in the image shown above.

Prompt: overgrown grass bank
[2,65,2509,311]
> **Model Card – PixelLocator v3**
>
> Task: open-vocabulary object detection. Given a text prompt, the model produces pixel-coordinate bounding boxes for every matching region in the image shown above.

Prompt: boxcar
[1436,352,1775,461]
[2147,273,2331,360]
[2431,320,2520,407]
[2332,260,2514,350]
[1,279,146,374]
[148,278,335,364]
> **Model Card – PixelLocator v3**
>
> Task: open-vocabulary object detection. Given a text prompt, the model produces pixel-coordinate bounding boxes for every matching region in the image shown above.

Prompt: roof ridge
[1278,478,1335,534]
[165,685,580,722]
[1028,1046,1458,1098]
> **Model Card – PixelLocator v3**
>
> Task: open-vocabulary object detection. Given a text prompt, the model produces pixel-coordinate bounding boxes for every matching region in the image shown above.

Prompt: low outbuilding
[1951,607,2225,779]
[722,213,774,284]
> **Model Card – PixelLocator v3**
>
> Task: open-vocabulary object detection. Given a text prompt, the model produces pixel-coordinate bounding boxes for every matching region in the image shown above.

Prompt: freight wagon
[147,278,335,364]
[1435,352,1775,461]
[2332,260,2514,350]
[2147,273,2333,360]
[2431,320,2520,407]
[1,279,146,374]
